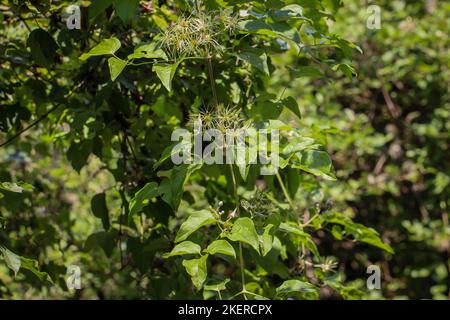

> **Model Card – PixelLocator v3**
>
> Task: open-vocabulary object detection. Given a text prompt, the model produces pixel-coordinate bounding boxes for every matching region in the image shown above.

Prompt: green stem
[300,213,319,228]
[229,163,246,297]
[206,49,219,108]
[228,164,239,212]
[239,242,247,299]
[275,171,296,211]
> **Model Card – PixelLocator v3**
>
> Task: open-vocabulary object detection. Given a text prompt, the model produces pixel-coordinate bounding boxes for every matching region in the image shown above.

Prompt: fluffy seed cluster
[189,105,249,133]
[160,10,239,58]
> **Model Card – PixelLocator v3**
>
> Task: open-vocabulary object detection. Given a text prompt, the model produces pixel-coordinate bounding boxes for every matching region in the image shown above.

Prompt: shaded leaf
[114,0,139,23]
[27,29,58,68]
[84,231,116,257]
[159,164,201,210]
[238,48,269,75]
[67,140,93,172]
[129,182,159,217]
[91,193,110,230]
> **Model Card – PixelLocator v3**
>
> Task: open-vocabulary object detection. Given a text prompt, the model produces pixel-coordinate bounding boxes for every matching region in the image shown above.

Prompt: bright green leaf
[227,217,260,253]
[182,255,208,290]
[153,60,182,92]
[80,38,121,61]
[204,278,230,292]
[175,210,216,243]
[164,241,202,257]
[108,57,127,81]
[128,43,168,60]
[205,240,236,258]
[0,182,33,193]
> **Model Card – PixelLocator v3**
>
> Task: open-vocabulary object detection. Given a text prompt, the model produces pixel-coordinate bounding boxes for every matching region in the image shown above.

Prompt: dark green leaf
[91,193,110,230]
[27,29,58,67]
[129,182,159,217]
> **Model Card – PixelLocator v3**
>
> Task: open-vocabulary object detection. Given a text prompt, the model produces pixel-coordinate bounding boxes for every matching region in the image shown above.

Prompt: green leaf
[67,140,93,172]
[259,224,275,256]
[279,222,319,256]
[0,246,21,276]
[108,57,127,81]
[238,20,300,43]
[164,241,202,257]
[238,48,269,76]
[281,96,301,120]
[282,136,318,156]
[276,280,318,295]
[91,193,110,230]
[227,217,260,253]
[153,140,191,170]
[0,182,33,193]
[0,246,52,283]
[205,240,236,258]
[270,5,308,22]
[128,43,168,60]
[80,38,121,61]
[114,0,139,23]
[204,278,230,292]
[84,231,116,257]
[129,182,159,217]
[88,0,114,21]
[182,255,208,290]
[159,164,201,210]
[290,66,324,78]
[331,225,344,240]
[324,211,394,254]
[19,256,52,283]
[27,28,58,68]
[153,61,181,92]
[332,63,357,79]
[175,210,216,243]
[292,150,336,181]
[334,38,362,59]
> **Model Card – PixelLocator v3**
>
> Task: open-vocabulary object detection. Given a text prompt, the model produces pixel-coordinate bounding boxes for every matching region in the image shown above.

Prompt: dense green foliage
[0,0,448,300]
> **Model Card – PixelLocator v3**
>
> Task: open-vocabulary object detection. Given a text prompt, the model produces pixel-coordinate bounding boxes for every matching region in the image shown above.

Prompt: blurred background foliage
[271,0,449,299]
[0,0,449,299]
